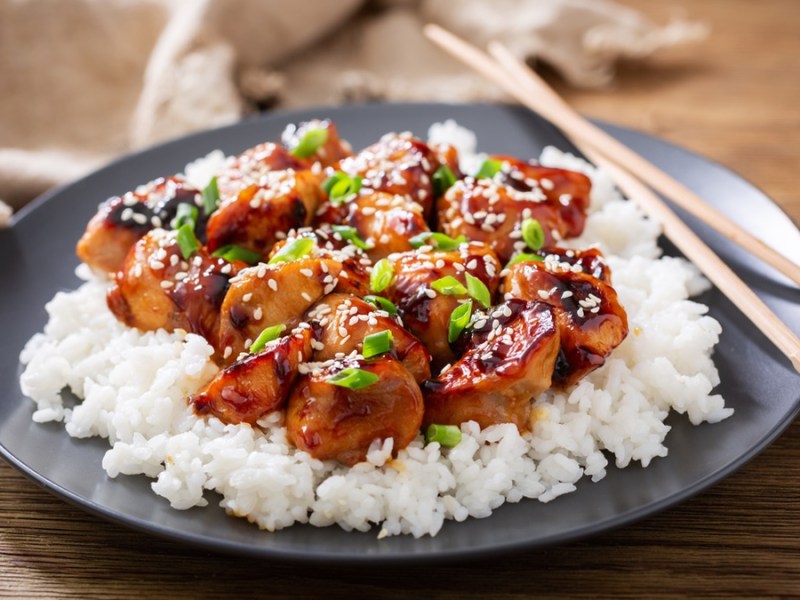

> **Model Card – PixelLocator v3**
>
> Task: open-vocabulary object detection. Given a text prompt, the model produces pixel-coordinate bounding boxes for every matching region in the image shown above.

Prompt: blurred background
[0,0,796,219]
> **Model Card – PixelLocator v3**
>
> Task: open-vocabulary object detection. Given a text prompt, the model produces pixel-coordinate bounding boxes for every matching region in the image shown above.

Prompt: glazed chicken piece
[192,325,313,424]
[422,300,560,432]
[206,169,324,255]
[438,177,579,265]
[269,228,372,297]
[489,155,591,239]
[315,191,430,260]
[281,119,353,169]
[336,132,441,218]
[438,156,592,265]
[77,176,201,274]
[306,293,431,384]
[384,242,501,367]
[286,356,424,465]
[217,255,342,362]
[503,261,628,387]
[107,229,240,347]
[216,142,311,203]
[512,246,611,282]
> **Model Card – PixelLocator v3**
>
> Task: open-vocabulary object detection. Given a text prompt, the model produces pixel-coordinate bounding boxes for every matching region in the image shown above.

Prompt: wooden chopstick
[423,24,800,372]
[423,24,800,287]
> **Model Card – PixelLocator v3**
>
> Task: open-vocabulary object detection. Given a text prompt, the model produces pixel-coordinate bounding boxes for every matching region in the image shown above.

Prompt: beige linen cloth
[0,0,706,223]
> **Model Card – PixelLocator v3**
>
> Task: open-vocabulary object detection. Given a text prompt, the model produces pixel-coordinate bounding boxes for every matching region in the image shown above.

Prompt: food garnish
[326,367,380,390]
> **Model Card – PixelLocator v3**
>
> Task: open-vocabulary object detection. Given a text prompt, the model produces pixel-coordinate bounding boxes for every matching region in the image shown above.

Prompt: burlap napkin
[0,0,706,222]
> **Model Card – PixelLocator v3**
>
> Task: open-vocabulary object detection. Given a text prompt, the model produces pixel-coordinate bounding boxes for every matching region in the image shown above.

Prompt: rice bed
[19,127,731,538]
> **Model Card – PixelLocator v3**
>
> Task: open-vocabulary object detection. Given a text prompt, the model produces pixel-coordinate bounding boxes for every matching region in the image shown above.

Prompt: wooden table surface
[1,0,798,597]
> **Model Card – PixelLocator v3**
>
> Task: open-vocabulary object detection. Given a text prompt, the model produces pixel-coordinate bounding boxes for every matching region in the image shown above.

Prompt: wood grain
[1,0,798,597]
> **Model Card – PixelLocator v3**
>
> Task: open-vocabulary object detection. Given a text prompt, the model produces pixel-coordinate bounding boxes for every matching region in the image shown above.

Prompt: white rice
[19,122,731,538]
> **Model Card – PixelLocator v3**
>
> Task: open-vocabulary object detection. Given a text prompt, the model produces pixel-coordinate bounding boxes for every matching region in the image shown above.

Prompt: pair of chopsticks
[423,24,800,373]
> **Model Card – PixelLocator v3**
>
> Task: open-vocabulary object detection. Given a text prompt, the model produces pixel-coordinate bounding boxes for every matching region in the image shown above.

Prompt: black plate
[1,103,798,564]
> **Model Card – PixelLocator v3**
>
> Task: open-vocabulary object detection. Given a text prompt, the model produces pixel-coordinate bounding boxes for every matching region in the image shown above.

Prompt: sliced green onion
[431,275,467,296]
[506,253,544,267]
[521,217,545,251]
[465,273,491,308]
[362,330,393,359]
[326,367,379,390]
[174,202,198,230]
[202,176,220,215]
[176,223,199,259]
[332,225,373,250]
[249,324,286,353]
[447,300,472,344]
[370,258,394,293]
[432,165,457,196]
[408,231,468,251]
[363,295,398,316]
[474,158,503,179]
[268,237,315,265]
[212,244,261,264]
[290,128,329,158]
[322,172,363,204]
[424,424,462,447]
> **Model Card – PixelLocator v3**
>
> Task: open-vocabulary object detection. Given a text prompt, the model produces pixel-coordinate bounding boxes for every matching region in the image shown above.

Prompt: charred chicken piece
[192,325,313,424]
[384,242,501,367]
[337,132,440,219]
[306,293,431,384]
[314,191,429,260]
[206,169,324,255]
[107,229,239,347]
[217,255,341,362]
[503,261,628,388]
[77,176,201,274]
[286,356,424,466]
[422,300,560,432]
[281,119,352,169]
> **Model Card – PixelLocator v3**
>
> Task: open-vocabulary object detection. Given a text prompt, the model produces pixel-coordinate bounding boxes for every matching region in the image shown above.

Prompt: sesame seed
[253,307,263,320]
[242,293,253,302]
[160,280,174,289]
[301,292,312,302]
[223,346,232,359]
[424,288,437,299]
